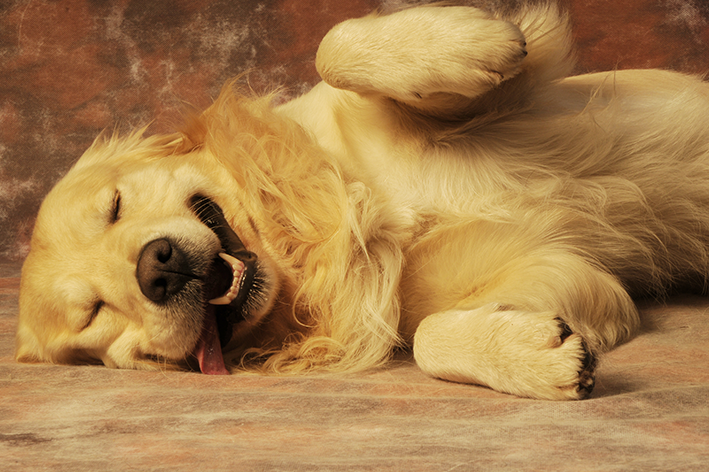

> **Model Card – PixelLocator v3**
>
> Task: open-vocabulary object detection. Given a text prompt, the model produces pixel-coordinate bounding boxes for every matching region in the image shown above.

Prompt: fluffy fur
[16,3,709,400]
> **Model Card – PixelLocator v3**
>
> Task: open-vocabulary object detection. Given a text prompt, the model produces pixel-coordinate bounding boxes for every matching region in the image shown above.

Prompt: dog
[15,3,709,400]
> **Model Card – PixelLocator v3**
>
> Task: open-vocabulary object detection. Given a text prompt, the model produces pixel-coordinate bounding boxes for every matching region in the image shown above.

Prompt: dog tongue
[195,305,229,375]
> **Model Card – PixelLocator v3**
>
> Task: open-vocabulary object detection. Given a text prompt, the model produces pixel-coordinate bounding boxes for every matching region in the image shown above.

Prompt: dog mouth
[190,195,260,376]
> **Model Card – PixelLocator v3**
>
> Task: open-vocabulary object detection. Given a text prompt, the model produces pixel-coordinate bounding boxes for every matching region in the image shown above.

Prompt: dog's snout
[137,238,194,303]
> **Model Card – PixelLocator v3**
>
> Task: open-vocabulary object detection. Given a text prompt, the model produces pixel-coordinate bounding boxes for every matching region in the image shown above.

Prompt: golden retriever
[16,3,709,400]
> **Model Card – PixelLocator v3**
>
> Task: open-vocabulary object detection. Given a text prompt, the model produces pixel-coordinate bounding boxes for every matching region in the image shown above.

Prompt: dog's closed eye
[82,300,104,331]
[109,191,121,223]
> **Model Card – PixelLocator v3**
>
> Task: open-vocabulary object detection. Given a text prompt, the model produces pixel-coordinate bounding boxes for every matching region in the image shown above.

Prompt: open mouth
[190,195,259,375]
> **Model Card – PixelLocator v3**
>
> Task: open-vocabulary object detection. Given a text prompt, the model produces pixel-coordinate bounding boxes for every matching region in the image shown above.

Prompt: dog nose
[137,238,194,303]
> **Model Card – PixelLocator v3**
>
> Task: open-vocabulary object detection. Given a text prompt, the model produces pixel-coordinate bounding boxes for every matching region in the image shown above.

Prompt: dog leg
[316,6,527,114]
[414,305,596,400]
[406,235,639,400]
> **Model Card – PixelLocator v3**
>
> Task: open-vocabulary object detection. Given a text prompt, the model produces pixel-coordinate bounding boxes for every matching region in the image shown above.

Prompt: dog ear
[14,323,44,364]
[177,113,207,153]
[15,256,65,366]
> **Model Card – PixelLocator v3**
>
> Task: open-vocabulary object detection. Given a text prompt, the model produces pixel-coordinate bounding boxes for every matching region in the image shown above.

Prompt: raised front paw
[428,12,528,97]
[316,6,528,105]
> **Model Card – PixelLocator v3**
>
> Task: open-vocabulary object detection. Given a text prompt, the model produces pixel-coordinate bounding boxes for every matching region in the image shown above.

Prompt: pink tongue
[194,306,230,375]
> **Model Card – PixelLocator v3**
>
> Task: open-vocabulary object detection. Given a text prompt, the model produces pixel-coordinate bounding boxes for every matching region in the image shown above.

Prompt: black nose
[136,238,194,303]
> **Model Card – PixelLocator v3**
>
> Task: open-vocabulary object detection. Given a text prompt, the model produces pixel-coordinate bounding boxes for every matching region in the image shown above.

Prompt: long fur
[193,92,408,372]
[16,2,709,400]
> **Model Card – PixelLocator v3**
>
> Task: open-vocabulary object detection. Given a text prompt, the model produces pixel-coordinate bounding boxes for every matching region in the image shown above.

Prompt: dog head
[17,86,404,376]
[16,125,283,374]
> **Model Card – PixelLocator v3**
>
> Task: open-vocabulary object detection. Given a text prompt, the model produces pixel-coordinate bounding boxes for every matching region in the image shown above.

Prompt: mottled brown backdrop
[2,2,709,470]
[1,0,708,263]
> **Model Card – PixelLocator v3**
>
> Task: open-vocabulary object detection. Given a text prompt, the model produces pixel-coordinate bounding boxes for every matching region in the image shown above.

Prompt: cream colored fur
[16,3,709,400]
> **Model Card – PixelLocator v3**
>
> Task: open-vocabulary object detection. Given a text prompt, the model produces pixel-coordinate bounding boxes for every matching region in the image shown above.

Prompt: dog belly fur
[275,11,709,397]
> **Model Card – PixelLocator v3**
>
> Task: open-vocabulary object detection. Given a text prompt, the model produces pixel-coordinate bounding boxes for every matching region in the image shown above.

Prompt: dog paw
[550,319,597,399]
[487,311,597,400]
[413,306,598,400]
[449,22,528,94]
[317,7,528,105]
[386,15,529,102]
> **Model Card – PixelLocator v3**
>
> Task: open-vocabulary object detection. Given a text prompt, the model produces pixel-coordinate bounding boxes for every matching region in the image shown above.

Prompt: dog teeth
[208,253,245,305]
[218,252,242,268]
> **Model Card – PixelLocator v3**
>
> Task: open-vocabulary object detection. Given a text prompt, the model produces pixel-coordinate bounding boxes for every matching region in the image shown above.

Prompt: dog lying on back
[16,3,709,400]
